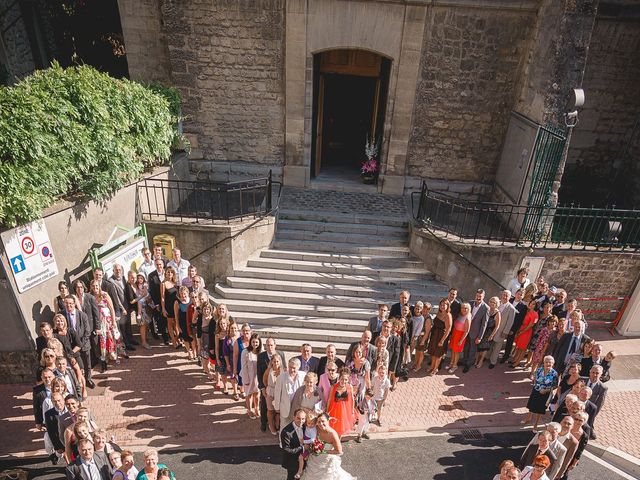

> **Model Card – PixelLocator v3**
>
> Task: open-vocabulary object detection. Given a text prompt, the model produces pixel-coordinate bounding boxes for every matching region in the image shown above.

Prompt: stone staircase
[211,188,449,354]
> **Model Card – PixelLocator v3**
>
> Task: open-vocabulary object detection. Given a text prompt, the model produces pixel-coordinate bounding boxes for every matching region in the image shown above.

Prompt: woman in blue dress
[522,355,558,430]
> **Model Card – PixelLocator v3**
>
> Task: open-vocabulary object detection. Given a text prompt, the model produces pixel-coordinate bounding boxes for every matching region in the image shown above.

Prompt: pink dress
[97,295,120,360]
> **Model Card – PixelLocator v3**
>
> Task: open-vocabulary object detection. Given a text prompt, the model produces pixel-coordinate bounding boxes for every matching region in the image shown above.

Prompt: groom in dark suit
[281,408,307,480]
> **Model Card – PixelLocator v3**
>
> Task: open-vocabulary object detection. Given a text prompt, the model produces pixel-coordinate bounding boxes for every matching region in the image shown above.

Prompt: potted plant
[361,137,380,184]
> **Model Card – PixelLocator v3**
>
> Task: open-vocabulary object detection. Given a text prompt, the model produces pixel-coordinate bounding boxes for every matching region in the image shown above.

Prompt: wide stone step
[279,209,409,228]
[247,257,425,275]
[250,325,360,344]
[276,229,407,246]
[210,295,373,320]
[226,276,444,299]
[277,219,408,237]
[273,240,411,256]
[234,267,435,289]
[230,311,367,332]
[259,248,422,267]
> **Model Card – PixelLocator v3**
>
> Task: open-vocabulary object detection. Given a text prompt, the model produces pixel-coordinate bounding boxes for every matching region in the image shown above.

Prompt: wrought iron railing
[138,172,277,223]
[414,182,640,252]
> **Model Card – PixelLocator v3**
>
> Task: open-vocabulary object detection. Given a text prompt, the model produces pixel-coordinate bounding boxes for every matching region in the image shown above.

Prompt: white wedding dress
[303,442,356,480]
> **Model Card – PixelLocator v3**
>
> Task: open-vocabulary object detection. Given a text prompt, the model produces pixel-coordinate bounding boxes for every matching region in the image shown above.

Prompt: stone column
[381,4,427,195]
[283,0,309,187]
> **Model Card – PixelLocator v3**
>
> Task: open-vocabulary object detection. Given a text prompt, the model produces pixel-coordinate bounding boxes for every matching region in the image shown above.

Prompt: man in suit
[109,263,136,349]
[44,391,67,464]
[62,296,94,388]
[65,437,112,480]
[577,386,598,438]
[553,319,591,376]
[296,344,320,374]
[147,259,169,345]
[274,358,306,430]
[257,337,285,432]
[367,304,389,343]
[380,321,401,385]
[280,408,307,480]
[518,430,557,472]
[462,289,489,373]
[33,368,55,428]
[55,356,83,400]
[501,288,527,363]
[525,422,566,480]
[581,364,607,439]
[317,344,345,375]
[346,330,377,365]
[58,395,80,443]
[390,290,413,318]
[488,289,516,369]
[555,416,578,480]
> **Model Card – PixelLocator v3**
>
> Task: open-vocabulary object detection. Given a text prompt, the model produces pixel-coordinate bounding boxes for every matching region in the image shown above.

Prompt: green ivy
[147,82,182,118]
[0,63,179,227]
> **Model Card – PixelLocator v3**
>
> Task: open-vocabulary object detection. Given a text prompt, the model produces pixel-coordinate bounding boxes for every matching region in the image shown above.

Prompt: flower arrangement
[360,157,379,175]
[309,437,326,456]
[361,136,380,178]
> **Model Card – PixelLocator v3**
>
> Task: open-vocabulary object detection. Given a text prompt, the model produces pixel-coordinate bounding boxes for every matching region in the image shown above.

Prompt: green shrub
[0,63,179,227]
[147,82,182,118]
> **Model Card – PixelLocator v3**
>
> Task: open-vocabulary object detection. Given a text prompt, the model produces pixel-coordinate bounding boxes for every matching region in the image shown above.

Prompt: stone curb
[586,442,640,479]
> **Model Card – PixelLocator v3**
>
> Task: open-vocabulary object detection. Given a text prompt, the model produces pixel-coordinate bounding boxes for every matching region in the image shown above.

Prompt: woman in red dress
[326,367,355,438]
[510,299,538,368]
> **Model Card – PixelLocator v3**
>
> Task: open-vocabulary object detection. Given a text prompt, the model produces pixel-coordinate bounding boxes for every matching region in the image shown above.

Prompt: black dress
[164,284,178,319]
[478,312,497,352]
[427,316,447,357]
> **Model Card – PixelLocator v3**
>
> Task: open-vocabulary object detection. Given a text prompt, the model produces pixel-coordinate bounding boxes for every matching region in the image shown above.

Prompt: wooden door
[314,75,325,177]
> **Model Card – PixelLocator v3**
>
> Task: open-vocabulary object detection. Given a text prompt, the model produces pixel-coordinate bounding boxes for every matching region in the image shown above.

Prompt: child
[355,388,376,443]
[601,350,616,382]
[372,363,391,426]
[295,412,317,479]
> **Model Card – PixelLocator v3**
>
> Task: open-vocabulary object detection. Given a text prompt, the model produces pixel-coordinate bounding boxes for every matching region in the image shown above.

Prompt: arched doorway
[311,49,391,181]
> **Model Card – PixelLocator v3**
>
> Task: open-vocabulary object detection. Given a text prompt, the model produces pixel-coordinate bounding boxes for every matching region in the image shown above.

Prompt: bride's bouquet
[309,438,326,456]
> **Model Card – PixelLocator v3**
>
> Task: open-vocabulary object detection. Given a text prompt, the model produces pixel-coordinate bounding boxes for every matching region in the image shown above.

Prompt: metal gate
[521,124,566,241]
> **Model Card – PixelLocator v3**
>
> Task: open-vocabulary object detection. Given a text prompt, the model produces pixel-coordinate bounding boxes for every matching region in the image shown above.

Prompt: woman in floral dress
[90,279,121,371]
[522,355,558,430]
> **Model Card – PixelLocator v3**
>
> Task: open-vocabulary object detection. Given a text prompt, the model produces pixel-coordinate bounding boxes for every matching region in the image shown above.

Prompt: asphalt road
[0,431,631,480]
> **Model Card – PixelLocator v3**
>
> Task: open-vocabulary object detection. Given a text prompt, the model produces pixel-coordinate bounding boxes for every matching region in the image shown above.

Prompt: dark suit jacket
[44,407,65,450]
[382,334,401,373]
[280,422,305,471]
[257,349,285,389]
[346,341,377,366]
[64,308,91,351]
[317,356,345,375]
[296,355,320,374]
[107,276,127,316]
[58,410,75,444]
[33,383,48,425]
[367,316,384,338]
[554,333,592,374]
[518,443,557,471]
[580,377,607,413]
[469,301,489,340]
[390,302,413,318]
[147,270,163,307]
[65,453,112,480]
[584,399,598,431]
[78,294,100,332]
[55,368,82,399]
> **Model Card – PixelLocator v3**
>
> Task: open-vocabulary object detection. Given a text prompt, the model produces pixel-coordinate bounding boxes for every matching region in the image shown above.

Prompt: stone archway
[283,0,428,194]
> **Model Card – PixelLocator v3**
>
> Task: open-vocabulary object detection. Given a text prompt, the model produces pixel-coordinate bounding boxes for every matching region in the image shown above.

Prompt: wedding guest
[447,303,471,373]
[475,296,501,369]
[274,358,306,430]
[326,367,356,439]
[492,460,515,480]
[427,298,452,375]
[318,361,340,408]
[519,431,556,473]
[507,267,530,295]
[317,344,344,375]
[296,343,320,374]
[372,363,391,426]
[346,344,371,400]
[501,288,528,363]
[233,323,252,398]
[110,449,139,480]
[264,353,284,434]
[36,321,55,356]
[412,301,431,372]
[390,290,412,318]
[290,372,322,415]
[65,437,112,480]
[523,356,558,430]
[280,408,306,480]
[510,300,538,368]
[374,336,389,371]
[520,454,551,480]
[462,289,489,373]
[258,337,285,432]
[529,316,558,379]
[367,304,389,343]
[355,388,376,443]
[240,333,261,419]
[488,290,516,369]
[136,449,174,480]
[222,321,240,399]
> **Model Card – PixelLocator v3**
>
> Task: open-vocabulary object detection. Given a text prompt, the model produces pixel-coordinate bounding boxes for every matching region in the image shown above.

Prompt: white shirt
[507,277,531,295]
[167,258,191,283]
[285,374,303,402]
[138,259,156,280]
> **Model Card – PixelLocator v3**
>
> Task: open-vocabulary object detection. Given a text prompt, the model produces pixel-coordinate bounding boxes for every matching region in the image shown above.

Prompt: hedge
[0,63,179,227]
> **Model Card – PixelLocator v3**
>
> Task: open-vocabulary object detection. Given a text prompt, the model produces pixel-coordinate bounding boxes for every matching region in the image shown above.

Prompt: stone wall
[160,0,285,169]
[0,0,36,83]
[410,226,640,322]
[563,11,640,207]
[118,0,171,83]
[406,5,535,184]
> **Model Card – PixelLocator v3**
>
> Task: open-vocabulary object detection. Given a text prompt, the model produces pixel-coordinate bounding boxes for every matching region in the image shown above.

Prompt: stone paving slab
[2,334,639,461]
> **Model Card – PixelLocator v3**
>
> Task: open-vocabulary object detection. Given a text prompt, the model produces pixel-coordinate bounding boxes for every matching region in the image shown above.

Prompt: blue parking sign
[10,255,25,273]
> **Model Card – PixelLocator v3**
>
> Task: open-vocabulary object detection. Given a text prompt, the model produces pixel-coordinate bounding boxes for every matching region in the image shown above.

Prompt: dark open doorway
[311,50,390,180]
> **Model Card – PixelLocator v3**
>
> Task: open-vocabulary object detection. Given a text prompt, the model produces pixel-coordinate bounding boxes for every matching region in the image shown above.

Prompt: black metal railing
[138,172,276,223]
[414,182,640,252]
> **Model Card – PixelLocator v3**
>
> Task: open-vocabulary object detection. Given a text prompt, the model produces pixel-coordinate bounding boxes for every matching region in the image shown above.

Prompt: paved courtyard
[2,327,638,464]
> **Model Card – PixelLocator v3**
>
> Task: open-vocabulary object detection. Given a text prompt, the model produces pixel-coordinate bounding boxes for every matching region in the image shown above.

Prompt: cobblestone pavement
[1,329,638,462]
[280,187,408,217]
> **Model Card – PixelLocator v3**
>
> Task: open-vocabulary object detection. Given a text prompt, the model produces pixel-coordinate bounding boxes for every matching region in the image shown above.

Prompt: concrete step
[277,219,408,237]
[259,248,421,267]
[230,312,367,332]
[279,209,409,228]
[246,257,426,276]
[273,240,411,256]
[215,284,386,307]
[276,229,407,246]
[226,276,443,299]
[250,325,360,344]
[210,295,373,320]
[233,267,435,289]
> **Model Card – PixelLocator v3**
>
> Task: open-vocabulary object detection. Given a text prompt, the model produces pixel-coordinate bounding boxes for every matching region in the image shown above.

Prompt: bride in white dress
[303,413,357,480]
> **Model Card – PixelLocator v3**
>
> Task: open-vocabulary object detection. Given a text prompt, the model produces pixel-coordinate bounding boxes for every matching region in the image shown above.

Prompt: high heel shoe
[100,360,108,373]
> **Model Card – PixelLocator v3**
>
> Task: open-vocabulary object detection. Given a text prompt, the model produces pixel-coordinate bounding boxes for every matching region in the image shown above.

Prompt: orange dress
[326,384,355,438]
[515,311,538,350]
